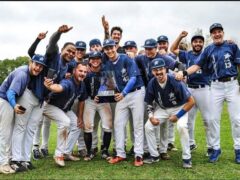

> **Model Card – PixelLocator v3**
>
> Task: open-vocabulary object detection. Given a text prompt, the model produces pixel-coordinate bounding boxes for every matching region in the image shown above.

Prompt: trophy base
[98,95,116,103]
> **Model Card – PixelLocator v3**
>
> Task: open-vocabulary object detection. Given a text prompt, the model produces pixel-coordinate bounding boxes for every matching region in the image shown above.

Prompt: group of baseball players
[1,15,240,174]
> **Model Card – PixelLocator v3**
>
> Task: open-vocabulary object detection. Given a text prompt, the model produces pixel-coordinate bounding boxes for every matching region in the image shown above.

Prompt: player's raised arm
[101,15,110,40]
[170,31,188,56]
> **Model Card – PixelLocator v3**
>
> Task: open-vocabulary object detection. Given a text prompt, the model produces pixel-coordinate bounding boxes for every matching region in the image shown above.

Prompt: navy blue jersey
[135,54,176,86]
[104,54,144,92]
[196,41,240,80]
[48,78,88,112]
[145,74,191,109]
[179,50,210,85]
[168,52,177,60]
[0,65,30,101]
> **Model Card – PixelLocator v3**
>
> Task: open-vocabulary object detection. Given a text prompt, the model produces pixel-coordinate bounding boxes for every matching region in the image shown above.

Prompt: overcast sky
[0,1,239,60]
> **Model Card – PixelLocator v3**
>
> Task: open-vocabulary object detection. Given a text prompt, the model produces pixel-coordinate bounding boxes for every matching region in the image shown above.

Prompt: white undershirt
[158,81,167,89]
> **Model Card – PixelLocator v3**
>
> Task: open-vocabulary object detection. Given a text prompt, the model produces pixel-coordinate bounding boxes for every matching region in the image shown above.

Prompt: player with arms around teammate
[43,62,88,167]
[102,39,145,167]
[170,31,213,154]
[144,58,195,168]
[175,23,240,164]
[80,51,113,161]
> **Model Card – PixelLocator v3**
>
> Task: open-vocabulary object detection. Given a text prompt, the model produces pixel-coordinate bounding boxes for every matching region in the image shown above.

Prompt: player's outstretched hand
[37,31,48,40]
[114,93,124,102]
[44,77,54,90]
[150,117,160,126]
[179,31,188,38]
[169,115,178,123]
[101,15,109,31]
[14,104,26,114]
[58,25,73,33]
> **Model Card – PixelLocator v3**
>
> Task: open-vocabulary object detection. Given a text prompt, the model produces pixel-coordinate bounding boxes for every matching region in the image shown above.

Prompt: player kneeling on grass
[80,51,113,161]
[43,62,88,167]
[144,58,195,169]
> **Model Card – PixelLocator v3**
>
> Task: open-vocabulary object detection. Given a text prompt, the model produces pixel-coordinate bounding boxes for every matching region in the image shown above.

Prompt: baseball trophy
[97,71,118,103]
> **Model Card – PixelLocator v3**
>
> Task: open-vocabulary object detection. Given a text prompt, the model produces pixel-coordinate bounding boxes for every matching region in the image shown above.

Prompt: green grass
[1,103,240,179]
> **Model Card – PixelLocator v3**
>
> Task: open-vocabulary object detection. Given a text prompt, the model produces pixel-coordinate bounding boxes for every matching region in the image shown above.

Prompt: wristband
[176,109,187,119]
[183,70,188,77]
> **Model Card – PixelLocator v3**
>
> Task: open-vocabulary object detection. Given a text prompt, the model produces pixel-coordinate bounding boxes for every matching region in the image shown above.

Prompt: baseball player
[43,62,88,167]
[102,39,145,167]
[170,31,213,153]
[175,23,240,164]
[144,58,195,168]
[0,55,46,174]
[66,40,88,157]
[81,51,113,161]
[101,15,125,54]
[134,38,185,160]
[9,54,47,172]
[157,35,179,153]
[27,31,52,160]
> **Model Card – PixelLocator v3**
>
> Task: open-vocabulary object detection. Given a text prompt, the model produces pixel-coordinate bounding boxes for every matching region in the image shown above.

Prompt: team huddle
[1,16,240,174]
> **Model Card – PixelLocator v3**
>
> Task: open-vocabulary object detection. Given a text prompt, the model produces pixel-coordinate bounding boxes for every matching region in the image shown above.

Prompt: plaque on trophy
[97,71,118,103]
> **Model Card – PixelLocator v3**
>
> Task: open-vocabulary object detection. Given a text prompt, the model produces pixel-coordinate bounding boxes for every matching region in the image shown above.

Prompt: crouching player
[144,58,195,168]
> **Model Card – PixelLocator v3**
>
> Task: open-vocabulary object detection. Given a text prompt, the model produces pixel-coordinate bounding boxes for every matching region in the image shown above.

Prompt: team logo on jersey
[224,53,232,68]
[169,92,177,105]
[121,68,129,82]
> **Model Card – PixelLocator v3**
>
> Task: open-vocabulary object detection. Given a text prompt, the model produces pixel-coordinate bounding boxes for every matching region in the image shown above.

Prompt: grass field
[1,103,240,179]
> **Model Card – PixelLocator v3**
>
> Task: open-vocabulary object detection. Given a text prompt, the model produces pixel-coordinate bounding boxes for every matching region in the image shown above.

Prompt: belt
[187,84,206,89]
[212,76,237,82]
[129,87,141,93]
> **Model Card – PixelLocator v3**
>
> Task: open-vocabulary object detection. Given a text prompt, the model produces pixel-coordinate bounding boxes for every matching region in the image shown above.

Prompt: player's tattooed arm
[147,104,160,126]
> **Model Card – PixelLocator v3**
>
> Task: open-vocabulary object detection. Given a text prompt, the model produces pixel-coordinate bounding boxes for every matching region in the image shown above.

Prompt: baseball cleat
[190,144,198,152]
[209,149,221,163]
[167,143,178,151]
[33,149,41,160]
[54,156,65,167]
[84,153,94,161]
[40,148,49,157]
[235,149,240,164]
[134,156,143,167]
[21,161,36,170]
[64,154,80,161]
[183,159,192,169]
[101,150,111,160]
[108,156,126,164]
[143,156,159,164]
[10,161,28,172]
[206,148,213,157]
[0,164,15,174]
[160,153,170,160]
[78,149,87,158]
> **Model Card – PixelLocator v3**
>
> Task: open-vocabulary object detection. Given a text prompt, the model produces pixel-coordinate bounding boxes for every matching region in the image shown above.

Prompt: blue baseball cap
[191,34,205,42]
[157,35,168,43]
[142,39,158,48]
[209,23,223,33]
[103,39,116,48]
[89,39,102,47]
[151,58,165,69]
[123,40,137,48]
[31,54,46,66]
[75,41,86,50]
[88,51,102,59]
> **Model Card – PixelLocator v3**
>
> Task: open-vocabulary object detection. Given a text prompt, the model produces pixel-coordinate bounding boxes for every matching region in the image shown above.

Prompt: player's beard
[193,45,203,53]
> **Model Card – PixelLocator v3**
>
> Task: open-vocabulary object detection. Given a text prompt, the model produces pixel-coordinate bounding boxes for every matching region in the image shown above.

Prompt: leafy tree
[0,56,29,84]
